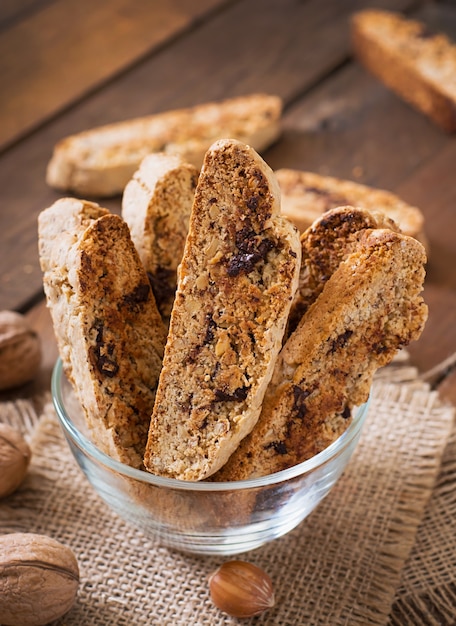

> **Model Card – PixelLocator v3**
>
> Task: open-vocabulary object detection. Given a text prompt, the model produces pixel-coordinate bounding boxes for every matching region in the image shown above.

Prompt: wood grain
[0,0,227,150]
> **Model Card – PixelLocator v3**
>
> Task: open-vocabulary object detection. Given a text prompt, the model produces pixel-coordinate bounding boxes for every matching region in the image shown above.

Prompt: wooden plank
[0,0,417,313]
[0,0,47,31]
[394,142,456,374]
[0,0,228,150]
[266,63,449,190]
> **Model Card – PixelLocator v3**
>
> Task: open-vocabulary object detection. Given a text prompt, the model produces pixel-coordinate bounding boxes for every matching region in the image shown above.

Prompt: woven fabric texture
[0,364,454,625]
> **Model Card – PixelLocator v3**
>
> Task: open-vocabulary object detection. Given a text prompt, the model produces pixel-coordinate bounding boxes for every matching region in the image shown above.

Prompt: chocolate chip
[203,313,217,344]
[246,195,259,210]
[147,268,175,312]
[342,406,351,420]
[90,324,119,378]
[292,385,311,419]
[227,238,275,277]
[214,386,249,402]
[122,281,151,311]
[265,440,288,455]
[329,330,353,354]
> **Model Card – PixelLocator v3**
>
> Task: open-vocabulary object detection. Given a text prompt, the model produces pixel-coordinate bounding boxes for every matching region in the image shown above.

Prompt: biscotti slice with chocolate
[122,153,199,322]
[214,229,427,480]
[287,205,398,336]
[144,139,301,481]
[276,168,427,248]
[351,9,456,132]
[46,93,282,197]
[38,198,167,469]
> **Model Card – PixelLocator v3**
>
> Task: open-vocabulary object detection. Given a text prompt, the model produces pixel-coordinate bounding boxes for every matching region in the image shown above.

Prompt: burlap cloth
[0,359,454,625]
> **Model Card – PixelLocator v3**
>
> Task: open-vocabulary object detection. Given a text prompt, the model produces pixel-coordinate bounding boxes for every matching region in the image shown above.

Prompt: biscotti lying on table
[39,140,428,482]
[46,93,283,197]
[351,9,456,132]
[276,168,427,250]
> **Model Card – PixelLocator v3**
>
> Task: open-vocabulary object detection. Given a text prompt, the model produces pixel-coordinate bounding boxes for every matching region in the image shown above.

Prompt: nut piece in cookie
[122,153,199,322]
[214,229,428,480]
[144,139,301,481]
[38,198,167,469]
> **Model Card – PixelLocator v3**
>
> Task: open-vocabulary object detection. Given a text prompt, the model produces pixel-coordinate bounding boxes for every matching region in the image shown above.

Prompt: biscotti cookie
[143,139,301,481]
[38,198,167,469]
[214,229,427,480]
[122,153,199,322]
[276,168,427,248]
[351,9,456,132]
[46,94,282,197]
[287,205,398,336]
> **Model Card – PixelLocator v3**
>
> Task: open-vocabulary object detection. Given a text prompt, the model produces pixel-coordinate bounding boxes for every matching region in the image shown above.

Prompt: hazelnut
[208,560,275,618]
[0,311,42,391]
[0,532,80,626]
[0,423,31,498]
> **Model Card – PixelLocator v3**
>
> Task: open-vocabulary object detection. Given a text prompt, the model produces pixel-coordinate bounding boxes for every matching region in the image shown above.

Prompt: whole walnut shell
[0,310,42,391]
[0,423,31,498]
[0,532,80,626]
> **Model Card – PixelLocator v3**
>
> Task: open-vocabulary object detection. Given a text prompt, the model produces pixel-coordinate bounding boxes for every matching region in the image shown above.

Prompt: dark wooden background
[1,0,456,406]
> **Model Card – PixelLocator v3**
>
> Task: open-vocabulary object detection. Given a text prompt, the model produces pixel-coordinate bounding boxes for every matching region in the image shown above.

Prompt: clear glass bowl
[52,358,369,556]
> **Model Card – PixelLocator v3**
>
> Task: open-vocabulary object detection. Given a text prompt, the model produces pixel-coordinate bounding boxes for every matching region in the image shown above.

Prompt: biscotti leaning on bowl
[38,198,167,469]
[276,168,428,250]
[143,139,302,481]
[214,220,428,481]
[351,9,456,132]
[46,93,283,197]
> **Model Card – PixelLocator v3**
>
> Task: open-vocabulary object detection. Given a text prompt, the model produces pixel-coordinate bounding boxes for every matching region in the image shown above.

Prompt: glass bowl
[51,358,369,556]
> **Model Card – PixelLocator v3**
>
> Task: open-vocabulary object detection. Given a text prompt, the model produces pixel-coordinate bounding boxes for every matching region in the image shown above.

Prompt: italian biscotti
[46,94,282,197]
[143,139,301,481]
[122,154,199,322]
[214,229,428,480]
[276,168,427,249]
[351,9,456,132]
[287,205,398,336]
[38,198,167,469]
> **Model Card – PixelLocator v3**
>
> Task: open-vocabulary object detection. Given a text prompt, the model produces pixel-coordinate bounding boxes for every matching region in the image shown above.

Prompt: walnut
[0,311,42,391]
[0,532,80,626]
[0,423,31,498]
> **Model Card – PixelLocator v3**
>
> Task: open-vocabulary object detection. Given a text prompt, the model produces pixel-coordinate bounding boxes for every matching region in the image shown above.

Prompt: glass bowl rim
[52,357,369,492]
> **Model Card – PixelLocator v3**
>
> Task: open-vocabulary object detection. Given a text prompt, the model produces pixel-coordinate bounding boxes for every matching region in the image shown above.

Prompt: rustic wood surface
[1,0,456,622]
